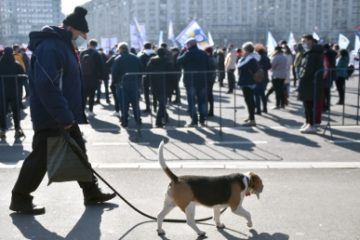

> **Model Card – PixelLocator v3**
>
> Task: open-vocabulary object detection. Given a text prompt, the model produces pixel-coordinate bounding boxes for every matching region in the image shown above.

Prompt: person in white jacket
[224,45,237,93]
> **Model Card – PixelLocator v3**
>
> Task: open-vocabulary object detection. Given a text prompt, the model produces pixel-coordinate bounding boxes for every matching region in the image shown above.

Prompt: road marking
[327,139,360,144]
[2,161,360,169]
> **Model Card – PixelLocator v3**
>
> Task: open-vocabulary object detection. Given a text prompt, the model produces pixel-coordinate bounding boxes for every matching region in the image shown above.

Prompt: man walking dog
[9,6,115,215]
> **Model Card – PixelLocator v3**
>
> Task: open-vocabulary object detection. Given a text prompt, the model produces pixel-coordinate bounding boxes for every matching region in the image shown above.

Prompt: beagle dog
[157,141,264,237]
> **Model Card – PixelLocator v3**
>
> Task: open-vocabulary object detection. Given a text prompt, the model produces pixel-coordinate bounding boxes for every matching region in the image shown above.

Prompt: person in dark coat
[80,39,104,116]
[138,42,156,113]
[169,47,181,104]
[106,50,121,116]
[205,47,217,117]
[98,48,111,104]
[298,34,324,133]
[177,38,210,127]
[112,42,143,127]
[323,44,337,112]
[217,48,226,87]
[146,47,174,127]
[254,44,271,114]
[0,47,25,139]
[9,7,116,215]
[237,42,259,126]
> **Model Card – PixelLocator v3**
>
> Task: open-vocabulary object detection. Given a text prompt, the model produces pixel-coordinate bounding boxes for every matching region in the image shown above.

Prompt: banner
[158,31,164,47]
[266,31,277,55]
[354,34,360,52]
[338,34,350,49]
[208,32,214,47]
[130,18,146,50]
[168,21,176,47]
[288,32,296,53]
[312,32,320,41]
[175,20,209,49]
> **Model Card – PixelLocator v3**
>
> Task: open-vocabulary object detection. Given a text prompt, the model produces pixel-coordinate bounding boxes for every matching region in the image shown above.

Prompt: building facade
[0,0,62,46]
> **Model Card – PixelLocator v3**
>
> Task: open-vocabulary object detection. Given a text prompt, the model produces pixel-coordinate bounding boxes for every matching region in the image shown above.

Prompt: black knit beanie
[63,7,89,33]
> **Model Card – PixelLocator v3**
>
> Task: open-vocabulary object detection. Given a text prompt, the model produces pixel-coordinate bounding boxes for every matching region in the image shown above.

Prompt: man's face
[66,26,87,40]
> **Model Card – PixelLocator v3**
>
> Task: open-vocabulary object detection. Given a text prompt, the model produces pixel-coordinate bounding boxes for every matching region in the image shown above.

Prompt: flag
[175,20,209,49]
[287,32,296,53]
[168,21,177,47]
[130,17,146,49]
[208,32,214,47]
[312,32,320,41]
[338,34,350,49]
[158,31,164,47]
[266,31,277,55]
[354,34,360,52]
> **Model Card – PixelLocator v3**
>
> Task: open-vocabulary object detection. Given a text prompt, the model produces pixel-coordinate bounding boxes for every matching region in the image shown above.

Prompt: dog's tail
[158,141,178,183]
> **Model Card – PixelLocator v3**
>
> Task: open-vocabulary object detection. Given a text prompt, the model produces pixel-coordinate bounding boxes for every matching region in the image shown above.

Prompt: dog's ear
[249,172,263,194]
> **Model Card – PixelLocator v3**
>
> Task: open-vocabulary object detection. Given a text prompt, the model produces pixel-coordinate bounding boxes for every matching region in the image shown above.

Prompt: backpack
[80,50,95,76]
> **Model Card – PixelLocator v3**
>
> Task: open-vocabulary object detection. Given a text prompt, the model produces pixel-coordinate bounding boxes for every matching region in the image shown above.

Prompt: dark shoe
[263,108,268,114]
[200,121,206,127]
[95,100,100,104]
[155,123,164,128]
[142,109,151,114]
[106,99,111,104]
[84,189,116,206]
[255,111,261,115]
[10,196,45,215]
[208,111,214,117]
[186,122,197,127]
[0,130,5,139]
[226,90,233,94]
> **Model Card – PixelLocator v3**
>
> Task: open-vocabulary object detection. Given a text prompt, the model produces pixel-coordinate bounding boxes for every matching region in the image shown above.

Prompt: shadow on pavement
[322,128,360,153]
[87,116,120,133]
[10,203,118,240]
[0,138,30,164]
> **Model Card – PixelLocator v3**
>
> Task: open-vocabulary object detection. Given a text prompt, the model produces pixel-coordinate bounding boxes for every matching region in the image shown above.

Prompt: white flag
[287,32,296,53]
[158,31,164,47]
[266,31,277,56]
[131,17,146,49]
[168,21,175,41]
[338,34,350,49]
[175,20,209,49]
[354,34,360,52]
[312,32,320,41]
[208,32,214,47]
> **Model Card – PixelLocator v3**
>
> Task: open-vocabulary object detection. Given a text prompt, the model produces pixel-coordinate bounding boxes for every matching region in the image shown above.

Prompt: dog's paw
[157,229,166,236]
[216,223,226,229]
[247,221,253,228]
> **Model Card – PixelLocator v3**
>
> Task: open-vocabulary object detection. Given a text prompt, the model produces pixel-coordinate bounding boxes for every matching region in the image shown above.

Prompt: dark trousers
[87,85,97,112]
[227,69,235,92]
[143,77,151,111]
[189,86,208,124]
[272,78,285,108]
[218,70,225,86]
[254,83,268,113]
[96,79,110,102]
[0,97,21,131]
[207,81,215,114]
[242,87,255,121]
[335,77,346,104]
[12,125,97,202]
[303,100,314,125]
[323,87,331,111]
[110,84,120,112]
[155,94,167,126]
[118,86,140,125]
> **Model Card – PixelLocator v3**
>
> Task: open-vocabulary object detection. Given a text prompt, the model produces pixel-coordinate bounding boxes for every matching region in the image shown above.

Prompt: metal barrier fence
[0,74,27,133]
[313,67,360,138]
[118,70,231,136]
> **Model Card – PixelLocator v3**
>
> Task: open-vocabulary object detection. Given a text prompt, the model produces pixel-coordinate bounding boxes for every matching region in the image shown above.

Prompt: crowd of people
[0,17,358,139]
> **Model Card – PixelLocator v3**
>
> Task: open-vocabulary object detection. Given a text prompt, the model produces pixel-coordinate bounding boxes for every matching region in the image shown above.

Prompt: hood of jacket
[28,26,73,52]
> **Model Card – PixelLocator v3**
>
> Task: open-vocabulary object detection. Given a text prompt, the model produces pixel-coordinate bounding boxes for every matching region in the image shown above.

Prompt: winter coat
[323,49,337,86]
[111,51,143,89]
[258,52,271,84]
[28,26,87,130]
[146,56,175,98]
[271,53,288,79]
[336,55,350,79]
[80,48,104,87]
[177,45,210,89]
[0,54,25,99]
[298,44,324,101]
[237,52,260,88]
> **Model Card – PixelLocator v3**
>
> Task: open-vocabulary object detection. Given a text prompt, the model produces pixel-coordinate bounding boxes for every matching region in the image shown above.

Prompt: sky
[62,0,91,15]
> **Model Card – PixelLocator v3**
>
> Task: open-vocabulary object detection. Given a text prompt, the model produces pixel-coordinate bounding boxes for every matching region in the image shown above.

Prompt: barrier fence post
[357,49,360,125]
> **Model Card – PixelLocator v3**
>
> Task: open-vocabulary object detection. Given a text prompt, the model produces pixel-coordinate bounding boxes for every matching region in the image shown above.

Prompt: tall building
[83,0,360,48]
[0,0,62,46]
